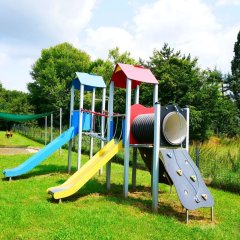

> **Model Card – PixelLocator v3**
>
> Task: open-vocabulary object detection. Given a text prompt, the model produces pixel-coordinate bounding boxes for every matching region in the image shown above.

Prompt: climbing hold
[190,175,197,182]
[194,196,200,203]
[201,194,208,201]
[184,189,188,195]
[185,160,189,165]
[176,169,183,176]
[167,152,172,158]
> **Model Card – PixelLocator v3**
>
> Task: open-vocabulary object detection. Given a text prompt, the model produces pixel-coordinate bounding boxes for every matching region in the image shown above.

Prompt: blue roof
[72,72,106,91]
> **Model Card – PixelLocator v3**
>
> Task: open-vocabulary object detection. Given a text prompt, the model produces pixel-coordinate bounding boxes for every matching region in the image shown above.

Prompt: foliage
[144,44,239,140]
[90,47,138,113]
[228,31,240,109]
[28,43,91,126]
[0,83,34,130]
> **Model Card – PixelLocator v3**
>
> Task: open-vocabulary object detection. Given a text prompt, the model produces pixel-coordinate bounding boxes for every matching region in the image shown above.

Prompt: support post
[68,85,74,173]
[132,148,137,191]
[77,84,84,170]
[89,88,96,159]
[186,209,189,224]
[153,84,158,104]
[106,81,114,190]
[132,85,139,190]
[186,107,190,152]
[123,78,132,198]
[99,87,106,175]
[211,206,214,222]
[134,85,139,104]
[50,113,53,142]
[59,107,62,156]
[152,101,160,213]
[45,116,47,146]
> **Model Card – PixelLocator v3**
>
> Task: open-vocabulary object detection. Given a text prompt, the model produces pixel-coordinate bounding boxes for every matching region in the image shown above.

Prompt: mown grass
[0,131,42,148]
[0,133,240,239]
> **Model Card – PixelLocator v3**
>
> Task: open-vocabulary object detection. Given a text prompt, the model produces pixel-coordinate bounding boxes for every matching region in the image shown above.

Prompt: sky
[0,0,240,92]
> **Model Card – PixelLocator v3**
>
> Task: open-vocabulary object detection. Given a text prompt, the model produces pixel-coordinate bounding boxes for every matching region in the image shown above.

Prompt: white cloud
[84,27,135,59]
[0,0,98,91]
[84,0,239,73]
[216,0,240,6]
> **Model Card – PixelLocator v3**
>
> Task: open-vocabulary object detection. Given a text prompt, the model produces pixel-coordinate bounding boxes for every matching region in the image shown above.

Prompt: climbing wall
[161,149,214,210]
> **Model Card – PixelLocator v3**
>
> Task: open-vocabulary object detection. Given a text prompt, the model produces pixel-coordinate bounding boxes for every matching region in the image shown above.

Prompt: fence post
[45,116,47,145]
[50,113,53,142]
[196,143,200,168]
[59,108,62,156]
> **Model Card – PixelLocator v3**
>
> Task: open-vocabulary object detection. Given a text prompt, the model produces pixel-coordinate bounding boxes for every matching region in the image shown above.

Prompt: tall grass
[189,137,240,193]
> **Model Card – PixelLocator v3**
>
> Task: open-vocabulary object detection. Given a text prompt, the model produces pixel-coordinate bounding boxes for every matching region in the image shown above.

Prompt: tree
[0,84,34,130]
[144,44,236,140]
[89,47,137,113]
[227,31,240,109]
[28,43,91,126]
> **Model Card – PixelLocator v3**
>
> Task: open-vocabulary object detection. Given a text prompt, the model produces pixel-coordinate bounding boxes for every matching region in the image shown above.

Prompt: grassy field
[0,132,240,239]
[14,126,240,193]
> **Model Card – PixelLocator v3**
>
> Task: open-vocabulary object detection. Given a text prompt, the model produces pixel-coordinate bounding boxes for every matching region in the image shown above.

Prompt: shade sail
[0,112,52,122]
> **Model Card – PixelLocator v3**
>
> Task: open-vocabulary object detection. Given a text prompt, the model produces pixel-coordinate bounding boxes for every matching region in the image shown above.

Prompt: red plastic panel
[111,63,158,89]
[130,104,154,144]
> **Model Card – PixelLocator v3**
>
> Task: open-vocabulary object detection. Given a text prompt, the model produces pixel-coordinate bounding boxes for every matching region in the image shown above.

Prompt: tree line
[1,30,240,141]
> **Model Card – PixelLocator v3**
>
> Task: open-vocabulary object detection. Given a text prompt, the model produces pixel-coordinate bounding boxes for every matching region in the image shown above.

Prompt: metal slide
[3,127,76,178]
[139,148,214,210]
[48,139,122,200]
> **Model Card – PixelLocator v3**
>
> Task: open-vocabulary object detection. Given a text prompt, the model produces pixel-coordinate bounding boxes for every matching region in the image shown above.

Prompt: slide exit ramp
[3,127,77,178]
[48,139,122,200]
[161,149,214,210]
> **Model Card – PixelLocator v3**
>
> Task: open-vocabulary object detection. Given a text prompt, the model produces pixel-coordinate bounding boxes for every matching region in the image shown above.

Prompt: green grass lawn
[0,131,42,148]
[0,133,240,240]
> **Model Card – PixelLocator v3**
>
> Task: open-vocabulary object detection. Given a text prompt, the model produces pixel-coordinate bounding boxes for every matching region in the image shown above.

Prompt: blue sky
[0,0,240,92]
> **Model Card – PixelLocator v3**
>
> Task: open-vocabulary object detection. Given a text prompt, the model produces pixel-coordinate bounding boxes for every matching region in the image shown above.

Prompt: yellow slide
[47,139,122,200]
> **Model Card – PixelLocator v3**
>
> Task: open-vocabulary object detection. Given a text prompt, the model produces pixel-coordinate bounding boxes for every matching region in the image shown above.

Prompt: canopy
[0,112,52,122]
[111,63,158,89]
[72,72,106,91]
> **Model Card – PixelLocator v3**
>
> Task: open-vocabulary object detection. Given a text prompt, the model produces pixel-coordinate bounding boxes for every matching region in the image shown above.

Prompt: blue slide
[3,127,77,178]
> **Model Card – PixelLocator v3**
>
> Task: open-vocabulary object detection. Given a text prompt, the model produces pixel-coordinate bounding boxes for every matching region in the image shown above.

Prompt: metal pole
[99,87,106,175]
[59,107,62,156]
[153,84,158,104]
[186,209,189,224]
[77,84,84,170]
[106,81,114,190]
[132,85,139,190]
[132,148,137,191]
[90,88,96,159]
[50,113,53,142]
[196,144,200,168]
[123,78,132,198]
[186,107,190,152]
[45,116,47,145]
[211,206,214,222]
[68,85,74,173]
[152,101,160,212]
[134,85,139,104]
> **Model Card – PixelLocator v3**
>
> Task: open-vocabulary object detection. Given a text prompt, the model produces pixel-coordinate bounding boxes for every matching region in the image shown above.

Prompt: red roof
[111,63,158,89]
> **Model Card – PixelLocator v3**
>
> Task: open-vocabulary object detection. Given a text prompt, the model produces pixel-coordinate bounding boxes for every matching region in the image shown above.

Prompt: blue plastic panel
[72,72,106,92]
[71,111,92,133]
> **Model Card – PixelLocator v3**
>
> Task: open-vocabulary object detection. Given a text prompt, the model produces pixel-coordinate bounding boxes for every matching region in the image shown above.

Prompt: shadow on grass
[46,177,208,223]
